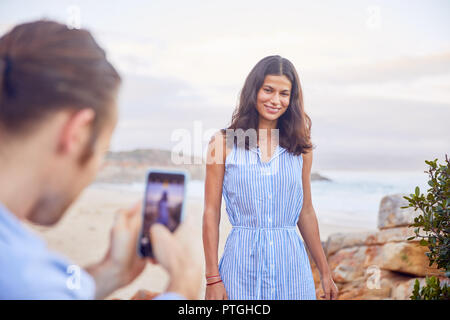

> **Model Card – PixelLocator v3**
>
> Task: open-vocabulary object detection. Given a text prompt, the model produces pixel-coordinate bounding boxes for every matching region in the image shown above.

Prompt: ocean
[92,169,431,231]
[307,169,430,229]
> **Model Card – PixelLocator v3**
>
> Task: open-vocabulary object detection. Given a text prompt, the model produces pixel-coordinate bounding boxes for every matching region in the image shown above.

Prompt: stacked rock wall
[307,193,448,300]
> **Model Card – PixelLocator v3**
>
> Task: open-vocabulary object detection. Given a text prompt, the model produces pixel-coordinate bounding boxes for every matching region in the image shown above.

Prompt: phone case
[137,168,190,258]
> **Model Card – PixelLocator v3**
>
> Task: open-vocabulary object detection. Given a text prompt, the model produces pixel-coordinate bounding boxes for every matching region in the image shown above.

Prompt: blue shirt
[0,203,185,300]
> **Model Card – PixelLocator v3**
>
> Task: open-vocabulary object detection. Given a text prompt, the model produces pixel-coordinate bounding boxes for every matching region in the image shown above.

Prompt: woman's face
[255,74,292,123]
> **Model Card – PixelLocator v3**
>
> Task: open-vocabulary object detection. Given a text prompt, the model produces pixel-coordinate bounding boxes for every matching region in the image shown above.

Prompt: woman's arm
[202,132,225,276]
[202,132,228,275]
[297,150,339,299]
[297,150,330,276]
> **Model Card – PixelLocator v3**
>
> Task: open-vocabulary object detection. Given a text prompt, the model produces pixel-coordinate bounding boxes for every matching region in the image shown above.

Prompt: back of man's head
[0,20,121,160]
[0,20,121,225]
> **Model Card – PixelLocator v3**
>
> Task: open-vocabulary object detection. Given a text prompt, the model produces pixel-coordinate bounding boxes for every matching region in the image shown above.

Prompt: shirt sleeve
[0,249,96,300]
[0,205,97,300]
[152,292,186,300]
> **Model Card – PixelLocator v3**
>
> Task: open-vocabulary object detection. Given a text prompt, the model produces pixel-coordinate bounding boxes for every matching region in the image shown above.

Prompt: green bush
[410,275,449,300]
[401,154,449,300]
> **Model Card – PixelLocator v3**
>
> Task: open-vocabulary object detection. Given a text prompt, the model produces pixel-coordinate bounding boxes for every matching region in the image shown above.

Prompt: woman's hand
[320,273,339,300]
[205,280,228,300]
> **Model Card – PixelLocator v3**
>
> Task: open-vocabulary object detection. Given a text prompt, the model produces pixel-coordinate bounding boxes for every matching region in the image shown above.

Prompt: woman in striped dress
[202,55,339,300]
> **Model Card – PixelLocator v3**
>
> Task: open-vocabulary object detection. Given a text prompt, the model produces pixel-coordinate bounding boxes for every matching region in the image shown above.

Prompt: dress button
[268,218,272,223]
[270,241,273,246]
[268,194,272,199]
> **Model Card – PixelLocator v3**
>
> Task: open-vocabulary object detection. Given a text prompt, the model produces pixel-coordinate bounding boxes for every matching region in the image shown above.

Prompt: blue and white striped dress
[218,142,316,300]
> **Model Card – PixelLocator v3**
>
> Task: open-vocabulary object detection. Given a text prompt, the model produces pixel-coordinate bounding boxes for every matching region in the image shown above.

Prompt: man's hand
[149,223,201,299]
[87,201,146,299]
[86,202,201,300]
[104,201,147,286]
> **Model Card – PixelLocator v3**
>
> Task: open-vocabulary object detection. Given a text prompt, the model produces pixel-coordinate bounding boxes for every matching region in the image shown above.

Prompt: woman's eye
[264,88,271,93]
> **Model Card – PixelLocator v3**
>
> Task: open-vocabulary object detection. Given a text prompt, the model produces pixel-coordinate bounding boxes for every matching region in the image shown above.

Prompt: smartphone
[137,169,189,258]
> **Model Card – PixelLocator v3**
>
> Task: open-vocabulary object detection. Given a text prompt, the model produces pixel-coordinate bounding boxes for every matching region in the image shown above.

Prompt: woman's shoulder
[207,130,233,165]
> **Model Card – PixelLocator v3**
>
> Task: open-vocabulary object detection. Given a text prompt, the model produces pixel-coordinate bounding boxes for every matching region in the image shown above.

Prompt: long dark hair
[224,55,313,155]
[0,20,121,160]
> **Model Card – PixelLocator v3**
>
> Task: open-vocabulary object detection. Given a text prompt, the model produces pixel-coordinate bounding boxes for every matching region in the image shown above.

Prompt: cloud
[299,52,450,105]
[111,73,233,151]
[111,71,450,172]
[307,51,450,84]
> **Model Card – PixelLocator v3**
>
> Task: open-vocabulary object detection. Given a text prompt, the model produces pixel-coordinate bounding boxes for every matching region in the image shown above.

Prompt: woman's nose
[270,93,280,105]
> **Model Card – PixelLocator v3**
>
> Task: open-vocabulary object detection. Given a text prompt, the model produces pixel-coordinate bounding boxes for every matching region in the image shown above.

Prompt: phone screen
[138,170,186,258]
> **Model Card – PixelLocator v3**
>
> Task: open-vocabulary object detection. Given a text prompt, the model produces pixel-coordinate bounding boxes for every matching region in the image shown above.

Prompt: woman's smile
[264,104,282,114]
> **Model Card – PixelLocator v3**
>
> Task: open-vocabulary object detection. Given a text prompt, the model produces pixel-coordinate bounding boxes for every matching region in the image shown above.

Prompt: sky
[1,0,449,170]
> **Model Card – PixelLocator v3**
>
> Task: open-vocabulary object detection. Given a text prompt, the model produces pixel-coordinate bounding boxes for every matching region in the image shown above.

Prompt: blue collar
[249,145,287,163]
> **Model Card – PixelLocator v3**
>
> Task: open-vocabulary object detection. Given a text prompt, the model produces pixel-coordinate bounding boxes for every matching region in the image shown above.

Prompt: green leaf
[407,156,449,300]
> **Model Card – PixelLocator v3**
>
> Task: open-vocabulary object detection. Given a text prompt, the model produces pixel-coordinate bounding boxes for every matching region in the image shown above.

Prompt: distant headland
[95,149,331,183]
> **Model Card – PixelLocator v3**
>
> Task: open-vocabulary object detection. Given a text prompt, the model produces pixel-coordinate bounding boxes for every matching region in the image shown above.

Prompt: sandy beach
[26,184,376,300]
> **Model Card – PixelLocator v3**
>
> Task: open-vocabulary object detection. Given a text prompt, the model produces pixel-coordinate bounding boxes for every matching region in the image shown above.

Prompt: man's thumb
[149,223,171,244]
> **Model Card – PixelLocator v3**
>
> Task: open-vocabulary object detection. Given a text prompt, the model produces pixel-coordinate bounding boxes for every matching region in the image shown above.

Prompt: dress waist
[232,225,296,230]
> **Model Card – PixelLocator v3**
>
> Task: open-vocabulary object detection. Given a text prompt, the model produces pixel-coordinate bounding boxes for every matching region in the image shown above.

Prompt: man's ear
[57,108,96,158]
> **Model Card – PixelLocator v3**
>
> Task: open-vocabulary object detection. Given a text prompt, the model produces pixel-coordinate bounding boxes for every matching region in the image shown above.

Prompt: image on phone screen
[138,171,186,258]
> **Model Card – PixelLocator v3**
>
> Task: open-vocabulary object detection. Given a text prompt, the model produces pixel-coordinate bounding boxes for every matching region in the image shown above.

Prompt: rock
[377,194,421,229]
[316,192,448,300]
[389,276,449,300]
[334,281,366,300]
[334,269,413,300]
[328,246,367,283]
[309,239,447,300]
[326,241,444,279]
[311,172,332,181]
[130,289,161,300]
[325,227,418,257]
[379,242,445,277]
[326,232,375,257]
[375,270,412,299]
[391,277,426,300]
[365,227,418,245]
[327,245,394,283]
[363,245,384,268]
